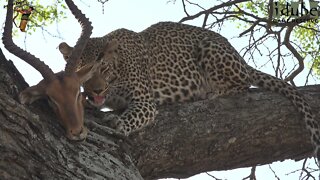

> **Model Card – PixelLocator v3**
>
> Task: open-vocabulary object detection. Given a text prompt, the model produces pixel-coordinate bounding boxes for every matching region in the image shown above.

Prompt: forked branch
[283,25,304,85]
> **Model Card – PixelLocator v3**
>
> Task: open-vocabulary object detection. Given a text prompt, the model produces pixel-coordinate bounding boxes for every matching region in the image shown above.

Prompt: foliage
[5,0,67,35]
[233,0,320,78]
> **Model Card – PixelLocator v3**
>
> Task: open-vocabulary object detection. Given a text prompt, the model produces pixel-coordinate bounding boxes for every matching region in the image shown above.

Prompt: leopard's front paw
[115,122,131,136]
[102,113,118,128]
[103,115,133,136]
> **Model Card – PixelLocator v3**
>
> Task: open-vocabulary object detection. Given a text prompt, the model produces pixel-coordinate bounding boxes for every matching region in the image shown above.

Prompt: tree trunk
[0,48,319,180]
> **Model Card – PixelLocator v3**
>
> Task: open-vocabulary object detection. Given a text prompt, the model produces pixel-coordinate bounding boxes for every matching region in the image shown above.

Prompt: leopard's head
[82,73,108,108]
[59,39,119,108]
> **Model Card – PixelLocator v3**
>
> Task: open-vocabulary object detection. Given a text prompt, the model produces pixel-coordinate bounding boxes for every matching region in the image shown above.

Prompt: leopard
[59,22,320,160]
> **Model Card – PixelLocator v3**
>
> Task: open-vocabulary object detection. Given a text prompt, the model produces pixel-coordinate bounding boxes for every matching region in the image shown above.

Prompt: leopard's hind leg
[197,37,251,98]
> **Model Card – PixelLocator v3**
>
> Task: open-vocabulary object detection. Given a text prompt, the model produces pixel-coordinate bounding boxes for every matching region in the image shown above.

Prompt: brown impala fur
[19,67,98,140]
[2,0,94,140]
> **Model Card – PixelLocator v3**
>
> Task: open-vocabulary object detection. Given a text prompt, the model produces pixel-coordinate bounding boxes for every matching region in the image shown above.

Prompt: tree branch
[1,47,320,179]
[180,1,317,83]
[129,86,320,179]
[179,0,251,23]
[283,26,305,85]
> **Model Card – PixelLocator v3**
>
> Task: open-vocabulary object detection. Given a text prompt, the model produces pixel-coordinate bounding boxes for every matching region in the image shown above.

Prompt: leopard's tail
[247,66,320,161]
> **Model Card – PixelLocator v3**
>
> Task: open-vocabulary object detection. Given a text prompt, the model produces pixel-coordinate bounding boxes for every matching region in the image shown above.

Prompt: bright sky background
[0,0,319,179]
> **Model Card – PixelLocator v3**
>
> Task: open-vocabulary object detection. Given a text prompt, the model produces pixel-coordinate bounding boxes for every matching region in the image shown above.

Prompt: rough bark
[131,87,319,179]
[0,48,319,180]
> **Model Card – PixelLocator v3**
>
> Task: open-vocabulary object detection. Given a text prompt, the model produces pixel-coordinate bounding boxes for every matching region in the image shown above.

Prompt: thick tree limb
[0,49,319,179]
[130,86,319,179]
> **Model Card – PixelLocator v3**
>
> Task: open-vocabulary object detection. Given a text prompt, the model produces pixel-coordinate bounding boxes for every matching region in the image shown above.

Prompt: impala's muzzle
[66,126,88,141]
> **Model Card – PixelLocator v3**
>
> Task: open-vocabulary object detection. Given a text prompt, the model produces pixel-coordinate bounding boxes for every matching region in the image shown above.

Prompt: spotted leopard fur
[59,22,320,159]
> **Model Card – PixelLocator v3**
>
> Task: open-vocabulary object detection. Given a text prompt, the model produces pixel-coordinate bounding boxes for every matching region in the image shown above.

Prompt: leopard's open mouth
[87,95,106,107]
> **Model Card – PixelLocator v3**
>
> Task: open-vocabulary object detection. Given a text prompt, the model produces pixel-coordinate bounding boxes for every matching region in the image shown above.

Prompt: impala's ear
[76,63,99,84]
[19,82,47,104]
[58,42,73,61]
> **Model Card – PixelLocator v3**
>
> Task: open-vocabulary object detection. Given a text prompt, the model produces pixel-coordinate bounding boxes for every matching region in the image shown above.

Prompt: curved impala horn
[64,0,93,74]
[2,0,55,81]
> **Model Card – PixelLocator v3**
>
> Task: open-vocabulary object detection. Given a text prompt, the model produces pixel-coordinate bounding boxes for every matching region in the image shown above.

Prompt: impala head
[19,66,98,140]
[2,0,94,140]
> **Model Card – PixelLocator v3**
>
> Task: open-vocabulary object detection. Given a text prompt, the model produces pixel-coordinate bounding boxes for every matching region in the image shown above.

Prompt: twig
[179,0,251,23]
[242,166,256,180]
[206,172,225,180]
[283,25,305,85]
[268,164,280,180]
[181,0,189,17]
[275,32,281,78]
[239,20,260,37]
[305,60,316,86]
[299,158,316,180]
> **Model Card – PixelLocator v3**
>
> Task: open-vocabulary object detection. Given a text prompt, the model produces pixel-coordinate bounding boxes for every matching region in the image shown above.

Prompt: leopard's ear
[58,42,73,61]
[98,39,119,71]
[102,39,118,61]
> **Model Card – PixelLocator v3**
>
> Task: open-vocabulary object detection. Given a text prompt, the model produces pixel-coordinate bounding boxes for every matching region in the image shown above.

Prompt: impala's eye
[47,97,58,110]
[77,92,82,100]
[47,96,57,105]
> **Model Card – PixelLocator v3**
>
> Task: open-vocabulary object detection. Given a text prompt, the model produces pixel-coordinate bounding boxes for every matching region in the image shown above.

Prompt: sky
[0,0,319,179]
